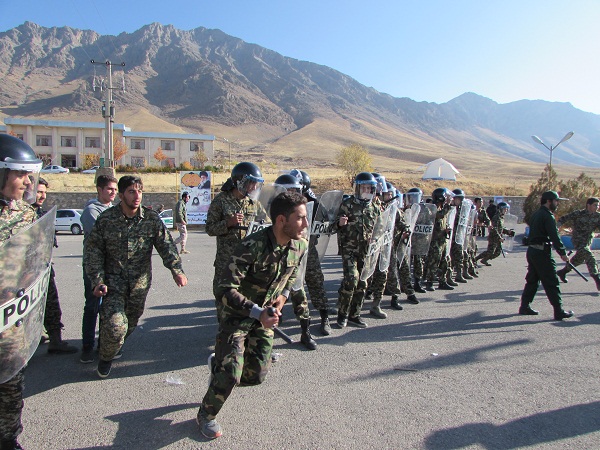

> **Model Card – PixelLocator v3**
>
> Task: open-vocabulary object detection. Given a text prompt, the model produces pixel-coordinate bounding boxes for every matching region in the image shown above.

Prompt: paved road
[18,225,600,449]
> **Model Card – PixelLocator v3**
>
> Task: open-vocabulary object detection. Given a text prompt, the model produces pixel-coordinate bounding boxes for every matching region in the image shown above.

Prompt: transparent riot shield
[360,205,394,281]
[411,203,437,257]
[0,207,56,383]
[454,199,473,246]
[396,203,421,265]
[378,202,399,272]
[445,206,457,258]
[466,206,479,252]
[246,184,287,235]
[311,190,344,262]
[503,213,518,252]
[292,201,314,291]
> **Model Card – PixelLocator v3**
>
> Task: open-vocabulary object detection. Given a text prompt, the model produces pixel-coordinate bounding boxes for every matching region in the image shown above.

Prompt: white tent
[421,158,460,181]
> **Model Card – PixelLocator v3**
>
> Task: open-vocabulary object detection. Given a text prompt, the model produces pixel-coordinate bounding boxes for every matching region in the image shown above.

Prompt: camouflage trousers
[370,266,388,302]
[424,239,446,282]
[568,246,598,275]
[290,289,310,320]
[0,367,24,441]
[388,258,415,296]
[44,265,63,333]
[451,243,466,273]
[98,276,150,361]
[338,251,368,318]
[304,244,328,311]
[440,252,452,281]
[477,235,503,261]
[412,254,424,280]
[465,245,477,273]
[200,316,274,420]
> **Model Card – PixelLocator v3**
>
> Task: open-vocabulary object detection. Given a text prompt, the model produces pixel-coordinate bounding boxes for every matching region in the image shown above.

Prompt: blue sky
[2,0,600,114]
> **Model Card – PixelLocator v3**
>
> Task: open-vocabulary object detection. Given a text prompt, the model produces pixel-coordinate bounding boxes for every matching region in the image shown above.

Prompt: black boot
[319,309,331,336]
[519,305,539,315]
[455,272,468,283]
[1,439,23,450]
[425,281,435,292]
[554,309,575,321]
[591,273,600,291]
[462,268,474,280]
[48,329,78,354]
[413,280,426,294]
[300,319,317,350]
[438,281,454,290]
[391,295,404,310]
[556,267,570,283]
[446,277,459,287]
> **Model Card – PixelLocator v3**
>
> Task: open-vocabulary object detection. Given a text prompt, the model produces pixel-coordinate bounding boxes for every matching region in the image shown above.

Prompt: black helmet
[230,162,264,200]
[452,188,465,199]
[431,187,447,204]
[497,202,510,212]
[0,134,43,203]
[274,173,302,192]
[355,172,377,202]
[289,168,311,193]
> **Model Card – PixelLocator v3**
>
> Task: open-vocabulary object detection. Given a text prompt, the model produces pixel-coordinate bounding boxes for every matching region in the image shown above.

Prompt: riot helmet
[289,168,311,193]
[355,172,377,203]
[371,173,388,195]
[497,202,510,214]
[274,173,303,193]
[443,188,455,204]
[405,187,423,206]
[452,188,465,199]
[231,162,264,201]
[382,181,398,204]
[431,187,447,204]
[0,134,43,204]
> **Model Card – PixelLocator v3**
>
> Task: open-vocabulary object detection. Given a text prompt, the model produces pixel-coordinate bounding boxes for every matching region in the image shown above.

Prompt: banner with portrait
[180,170,212,224]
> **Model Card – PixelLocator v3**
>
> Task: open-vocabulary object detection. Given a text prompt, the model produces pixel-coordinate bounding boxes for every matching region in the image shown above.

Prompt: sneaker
[196,413,222,439]
[97,359,112,379]
[207,353,216,387]
[181,249,190,254]
[347,315,368,328]
[336,313,348,328]
[80,347,94,364]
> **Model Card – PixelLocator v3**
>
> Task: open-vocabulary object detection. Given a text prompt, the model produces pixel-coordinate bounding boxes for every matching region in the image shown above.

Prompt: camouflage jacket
[334,196,381,256]
[174,199,187,224]
[431,204,451,243]
[557,209,600,248]
[489,213,511,240]
[83,204,183,288]
[477,207,490,227]
[217,226,308,319]
[392,208,410,247]
[0,198,36,243]
[205,190,266,268]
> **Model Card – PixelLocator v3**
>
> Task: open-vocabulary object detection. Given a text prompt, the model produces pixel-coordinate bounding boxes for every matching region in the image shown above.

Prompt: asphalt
[18,224,600,449]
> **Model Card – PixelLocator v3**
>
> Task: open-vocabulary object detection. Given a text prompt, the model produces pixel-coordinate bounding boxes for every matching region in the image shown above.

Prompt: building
[1,118,215,169]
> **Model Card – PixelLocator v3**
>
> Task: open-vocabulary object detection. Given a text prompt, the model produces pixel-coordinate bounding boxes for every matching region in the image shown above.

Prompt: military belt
[529,244,547,251]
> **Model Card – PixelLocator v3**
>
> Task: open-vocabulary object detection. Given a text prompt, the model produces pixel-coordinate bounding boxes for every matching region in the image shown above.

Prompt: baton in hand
[567,261,589,282]
[267,307,294,344]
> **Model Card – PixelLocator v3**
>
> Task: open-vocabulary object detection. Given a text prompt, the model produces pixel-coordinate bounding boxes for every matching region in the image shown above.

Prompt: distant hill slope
[1,21,599,170]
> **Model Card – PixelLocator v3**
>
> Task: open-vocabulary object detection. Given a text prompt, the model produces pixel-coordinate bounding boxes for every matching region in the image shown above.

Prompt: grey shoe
[319,309,331,336]
[196,413,223,439]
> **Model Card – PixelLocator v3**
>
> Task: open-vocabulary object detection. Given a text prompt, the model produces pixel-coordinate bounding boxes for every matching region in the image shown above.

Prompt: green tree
[523,164,559,225]
[557,173,600,220]
[336,143,373,187]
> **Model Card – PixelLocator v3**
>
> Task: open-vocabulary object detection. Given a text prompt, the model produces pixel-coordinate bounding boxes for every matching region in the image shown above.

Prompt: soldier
[474,197,490,237]
[518,191,574,321]
[423,188,455,291]
[196,192,309,439]
[0,134,44,450]
[33,178,78,354]
[83,176,187,378]
[406,188,427,294]
[205,162,266,302]
[475,202,515,266]
[79,174,118,364]
[556,197,600,289]
[334,172,380,328]
[450,188,472,283]
[173,191,190,254]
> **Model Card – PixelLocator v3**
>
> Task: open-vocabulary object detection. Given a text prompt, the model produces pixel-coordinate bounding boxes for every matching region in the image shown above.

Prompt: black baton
[267,307,294,344]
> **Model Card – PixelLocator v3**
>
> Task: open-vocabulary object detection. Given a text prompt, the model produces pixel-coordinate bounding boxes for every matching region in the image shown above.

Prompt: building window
[16,134,24,140]
[161,140,175,151]
[190,141,204,152]
[36,135,52,146]
[131,157,146,168]
[166,158,176,168]
[131,139,145,150]
[85,137,100,148]
[61,154,77,168]
[61,136,76,147]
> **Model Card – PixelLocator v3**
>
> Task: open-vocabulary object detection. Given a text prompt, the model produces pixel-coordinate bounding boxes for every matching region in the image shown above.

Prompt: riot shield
[454,199,473,246]
[411,203,438,257]
[311,190,344,262]
[466,206,479,252]
[445,206,457,257]
[246,185,287,235]
[378,202,399,271]
[503,213,518,252]
[360,205,394,281]
[0,208,56,384]
[396,203,421,265]
[292,201,314,291]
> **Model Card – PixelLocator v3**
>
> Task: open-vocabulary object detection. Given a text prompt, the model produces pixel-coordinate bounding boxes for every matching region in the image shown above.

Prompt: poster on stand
[180,170,212,224]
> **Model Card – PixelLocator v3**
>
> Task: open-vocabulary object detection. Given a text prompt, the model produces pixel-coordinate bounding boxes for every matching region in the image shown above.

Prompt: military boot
[455,272,468,283]
[462,268,474,280]
[391,295,404,310]
[319,309,331,336]
[425,281,435,291]
[370,298,388,319]
[468,266,479,278]
[591,273,600,291]
[300,319,317,350]
[413,280,426,293]
[446,277,459,287]
[556,267,570,283]
[48,329,78,354]
[438,281,455,290]
[0,439,23,450]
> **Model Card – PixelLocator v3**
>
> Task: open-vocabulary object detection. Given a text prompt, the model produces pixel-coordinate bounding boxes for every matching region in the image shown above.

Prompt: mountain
[1,21,599,173]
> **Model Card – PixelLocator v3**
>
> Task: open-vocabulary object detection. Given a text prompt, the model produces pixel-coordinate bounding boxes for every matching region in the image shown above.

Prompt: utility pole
[91,59,125,170]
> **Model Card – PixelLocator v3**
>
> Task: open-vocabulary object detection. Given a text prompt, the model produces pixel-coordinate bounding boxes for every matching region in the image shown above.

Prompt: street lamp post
[531,131,574,175]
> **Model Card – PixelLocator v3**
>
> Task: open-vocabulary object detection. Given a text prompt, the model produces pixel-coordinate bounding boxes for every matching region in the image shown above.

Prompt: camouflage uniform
[303,192,328,311]
[557,209,600,275]
[424,205,450,283]
[83,205,183,361]
[385,209,415,297]
[450,202,466,276]
[199,226,308,420]
[476,213,511,262]
[477,206,490,237]
[0,198,36,444]
[335,196,380,318]
[205,190,266,300]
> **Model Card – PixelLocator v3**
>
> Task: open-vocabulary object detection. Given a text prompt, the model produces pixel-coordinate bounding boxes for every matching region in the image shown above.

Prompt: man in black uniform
[518,191,574,321]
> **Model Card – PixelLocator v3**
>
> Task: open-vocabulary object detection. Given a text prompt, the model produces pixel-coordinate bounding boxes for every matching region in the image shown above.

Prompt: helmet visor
[405,191,422,206]
[237,174,264,201]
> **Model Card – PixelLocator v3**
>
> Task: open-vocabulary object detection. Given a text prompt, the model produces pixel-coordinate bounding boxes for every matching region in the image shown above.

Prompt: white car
[41,165,70,174]
[159,209,174,229]
[82,166,100,174]
[55,209,83,235]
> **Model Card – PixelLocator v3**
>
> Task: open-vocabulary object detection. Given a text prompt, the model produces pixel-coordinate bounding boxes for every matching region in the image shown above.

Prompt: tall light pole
[531,131,574,176]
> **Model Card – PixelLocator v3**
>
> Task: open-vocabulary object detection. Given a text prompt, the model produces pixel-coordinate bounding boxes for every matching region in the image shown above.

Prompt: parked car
[41,164,70,174]
[82,166,100,174]
[55,209,84,235]
[159,209,174,229]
